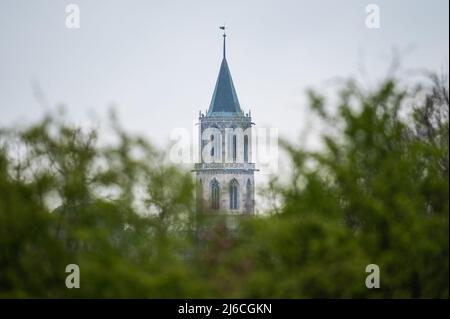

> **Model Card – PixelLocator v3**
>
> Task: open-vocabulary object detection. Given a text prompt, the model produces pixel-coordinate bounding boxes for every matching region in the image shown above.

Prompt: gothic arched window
[210,135,215,157]
[245,179,252,213]
[244,135,248,162]
[211,178,220,210]
[229,179,239,209]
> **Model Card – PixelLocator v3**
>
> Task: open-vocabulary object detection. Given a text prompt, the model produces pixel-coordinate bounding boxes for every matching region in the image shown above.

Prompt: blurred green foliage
[0,74,448,298]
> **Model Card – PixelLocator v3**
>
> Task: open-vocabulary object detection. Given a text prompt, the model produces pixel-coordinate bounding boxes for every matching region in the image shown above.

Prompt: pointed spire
[206,27,243,117]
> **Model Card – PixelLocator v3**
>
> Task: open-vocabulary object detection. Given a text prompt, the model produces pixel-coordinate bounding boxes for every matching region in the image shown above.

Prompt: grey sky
[0,0,448,147]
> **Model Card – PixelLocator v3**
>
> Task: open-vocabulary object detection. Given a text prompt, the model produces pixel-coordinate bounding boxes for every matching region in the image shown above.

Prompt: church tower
[194,28,256,214]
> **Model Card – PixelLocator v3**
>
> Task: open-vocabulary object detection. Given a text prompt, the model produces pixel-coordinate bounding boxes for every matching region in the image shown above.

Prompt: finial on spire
[220,25,226,59]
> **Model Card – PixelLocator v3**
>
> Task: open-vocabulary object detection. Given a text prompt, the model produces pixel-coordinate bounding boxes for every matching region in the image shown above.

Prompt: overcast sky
[0,1,448,199]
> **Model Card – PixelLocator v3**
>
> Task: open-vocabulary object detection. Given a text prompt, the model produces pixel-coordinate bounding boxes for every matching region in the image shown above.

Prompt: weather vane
[219,25,226,59]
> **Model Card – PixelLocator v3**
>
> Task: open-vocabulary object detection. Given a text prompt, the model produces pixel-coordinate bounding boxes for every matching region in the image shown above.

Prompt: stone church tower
[194,29,256,214]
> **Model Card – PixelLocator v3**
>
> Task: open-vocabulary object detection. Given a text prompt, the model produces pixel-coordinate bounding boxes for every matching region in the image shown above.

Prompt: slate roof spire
[206,27,243,116]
